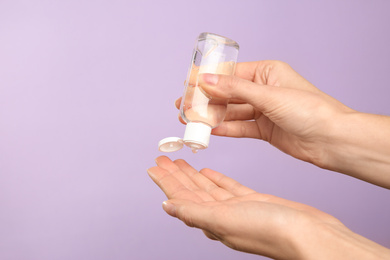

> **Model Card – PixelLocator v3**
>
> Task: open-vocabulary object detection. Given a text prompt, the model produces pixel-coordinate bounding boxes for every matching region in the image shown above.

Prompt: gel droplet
[192,149,198,154]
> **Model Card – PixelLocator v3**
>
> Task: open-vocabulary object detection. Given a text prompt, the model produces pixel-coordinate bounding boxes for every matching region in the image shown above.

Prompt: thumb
[199,73,280,112]
[162,200,214,230]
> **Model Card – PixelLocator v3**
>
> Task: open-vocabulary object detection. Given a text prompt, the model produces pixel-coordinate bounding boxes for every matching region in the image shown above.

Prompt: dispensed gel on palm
[159,32,239,153]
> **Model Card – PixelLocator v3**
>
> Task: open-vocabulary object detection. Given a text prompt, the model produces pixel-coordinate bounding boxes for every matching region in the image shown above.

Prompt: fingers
[202,230,219,240]
[175,97,246,111]
[176,98,266,138]
[174,159,235,201]
[176,100,254,126]
[150,157,258,204]
[155,156,200,192]
[175,60,262,111]
[224,103,260,121]
[150,156,235,202]
[148,166,203,202]
[199,168,256,197]
[211,121,262,139]
[177,60,323,116]
[175,97,182,109]
[233,61,262,81]
[154,156,217,202]
[162,199,216,231]
[199,73,278,113]
[177,112,186,125]
[163,199,219,240]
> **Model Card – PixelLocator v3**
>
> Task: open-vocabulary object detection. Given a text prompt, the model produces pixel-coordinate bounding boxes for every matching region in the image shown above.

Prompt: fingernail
[174,98,180,107]
[147,168,155,178]
[201,73,219,85]
[162,201,177,217]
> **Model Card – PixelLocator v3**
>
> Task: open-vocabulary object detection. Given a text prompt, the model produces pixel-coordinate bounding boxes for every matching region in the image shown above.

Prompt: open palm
[148,156,345,259]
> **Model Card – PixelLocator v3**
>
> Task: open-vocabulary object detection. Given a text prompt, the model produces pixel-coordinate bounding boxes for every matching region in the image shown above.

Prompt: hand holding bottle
[175,60,390,188]
[147,156,390,259]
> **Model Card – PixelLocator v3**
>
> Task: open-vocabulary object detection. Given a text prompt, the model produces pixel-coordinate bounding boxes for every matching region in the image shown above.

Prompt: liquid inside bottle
[181,61,237,129]
[158,33,239,153]
[179,33,239,151]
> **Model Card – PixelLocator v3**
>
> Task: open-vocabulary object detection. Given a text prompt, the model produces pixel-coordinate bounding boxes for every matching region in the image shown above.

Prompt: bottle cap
[158,122,212,153]
[158,137,184,152]
[183,122,212,152]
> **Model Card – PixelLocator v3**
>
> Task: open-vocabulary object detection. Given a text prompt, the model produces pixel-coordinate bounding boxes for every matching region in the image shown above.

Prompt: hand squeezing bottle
[159,32,239,153]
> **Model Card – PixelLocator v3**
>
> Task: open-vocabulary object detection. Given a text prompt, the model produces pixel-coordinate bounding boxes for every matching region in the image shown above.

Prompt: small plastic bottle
[159,32,239,153]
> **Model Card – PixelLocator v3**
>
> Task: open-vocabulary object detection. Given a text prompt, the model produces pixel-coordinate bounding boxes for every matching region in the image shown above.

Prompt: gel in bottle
[158,32,239,153]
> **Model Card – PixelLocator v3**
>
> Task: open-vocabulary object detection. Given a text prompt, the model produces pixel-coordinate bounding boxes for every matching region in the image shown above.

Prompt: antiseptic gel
[159,32,239,153]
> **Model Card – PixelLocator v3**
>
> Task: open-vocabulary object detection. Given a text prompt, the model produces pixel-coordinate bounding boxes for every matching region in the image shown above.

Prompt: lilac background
[1,1,390,259]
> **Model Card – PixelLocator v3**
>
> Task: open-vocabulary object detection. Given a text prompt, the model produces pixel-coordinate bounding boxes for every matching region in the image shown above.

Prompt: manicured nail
[201,73,219,85]
[162,201,177,217]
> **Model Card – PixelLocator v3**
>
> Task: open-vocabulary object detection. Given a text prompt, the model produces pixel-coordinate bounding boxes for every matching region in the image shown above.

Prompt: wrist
[319,111,390,188]
[292,218,390,260]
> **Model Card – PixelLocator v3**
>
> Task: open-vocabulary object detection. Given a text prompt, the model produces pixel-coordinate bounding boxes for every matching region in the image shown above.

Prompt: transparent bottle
[158,32,239,153]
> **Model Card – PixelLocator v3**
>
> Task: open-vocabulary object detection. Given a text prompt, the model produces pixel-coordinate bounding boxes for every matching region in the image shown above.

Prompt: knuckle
[273,60,291,69]
[228,76,240,90]
[221,75,240,97]
[173,159,184,164]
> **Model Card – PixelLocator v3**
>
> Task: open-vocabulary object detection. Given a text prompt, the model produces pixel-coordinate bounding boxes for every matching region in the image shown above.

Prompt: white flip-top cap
[158,122,212,153]
[158,137,184,152]
[183,122,212,151]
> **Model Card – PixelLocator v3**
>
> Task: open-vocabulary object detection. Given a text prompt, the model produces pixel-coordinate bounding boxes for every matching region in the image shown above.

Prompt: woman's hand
[175,61,390,188]
[148,156,390,259]
[176,61,352,168]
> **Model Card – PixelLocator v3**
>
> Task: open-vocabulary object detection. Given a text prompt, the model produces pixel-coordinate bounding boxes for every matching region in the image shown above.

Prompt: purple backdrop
[1,1,389,259]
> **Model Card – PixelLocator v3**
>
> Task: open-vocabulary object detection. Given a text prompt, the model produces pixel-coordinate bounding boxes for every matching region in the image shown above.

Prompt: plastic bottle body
[180,72,229,128]
[180,33,239,151]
